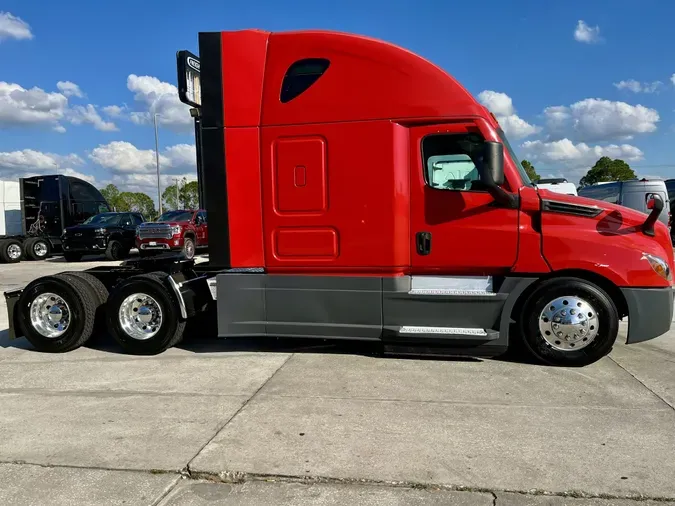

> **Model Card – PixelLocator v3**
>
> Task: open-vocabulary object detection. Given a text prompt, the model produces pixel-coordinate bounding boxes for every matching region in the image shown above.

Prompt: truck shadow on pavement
[1,326,544,365]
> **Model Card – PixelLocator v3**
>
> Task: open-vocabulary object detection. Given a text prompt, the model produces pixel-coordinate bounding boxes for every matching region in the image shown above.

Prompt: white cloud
[61,168,95,184]
[0,82,68,128]
[0,149,86,180]
[521,138,644,178]
[88,141,195,174]
[613,79,663,94]
[124,75,193,132]
[102,105,126,117]
[0,81,118,132]
[56,81,83,98]
[543,98,659,142]
[68,104,118,131]
[671,74,675,86]
[477,90,540,139]
[0,12,33,41]
[574,20,601,44]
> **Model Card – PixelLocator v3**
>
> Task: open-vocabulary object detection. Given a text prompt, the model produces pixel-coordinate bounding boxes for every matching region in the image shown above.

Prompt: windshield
[157,210,194,222]
[666,180,675,203]
[82,213,120,225]
[496,127,532,188]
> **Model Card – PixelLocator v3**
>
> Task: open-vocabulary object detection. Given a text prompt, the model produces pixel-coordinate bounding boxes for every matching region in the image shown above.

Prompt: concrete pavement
[1,259,674,504]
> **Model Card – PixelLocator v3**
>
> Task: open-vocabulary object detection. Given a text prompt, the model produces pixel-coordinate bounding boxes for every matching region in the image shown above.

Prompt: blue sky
[1,0,674,201]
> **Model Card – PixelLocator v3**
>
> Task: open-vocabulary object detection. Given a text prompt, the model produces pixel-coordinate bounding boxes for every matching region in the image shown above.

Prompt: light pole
[153,113,162,214]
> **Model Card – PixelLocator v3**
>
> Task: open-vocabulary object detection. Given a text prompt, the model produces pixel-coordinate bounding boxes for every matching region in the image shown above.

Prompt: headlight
[171,225,181,235]
[95,227,107,235]
[135,226,140,235]
[642,253,672,281]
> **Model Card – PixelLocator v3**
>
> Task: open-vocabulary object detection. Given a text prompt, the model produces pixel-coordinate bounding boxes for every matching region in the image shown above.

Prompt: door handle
[416,231,432,255]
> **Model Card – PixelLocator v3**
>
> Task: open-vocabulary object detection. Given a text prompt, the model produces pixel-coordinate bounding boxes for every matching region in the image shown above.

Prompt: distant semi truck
[0,175,111,263]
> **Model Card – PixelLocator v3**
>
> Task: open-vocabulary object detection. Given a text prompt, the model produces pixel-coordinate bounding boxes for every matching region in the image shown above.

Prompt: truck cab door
[409,123,519,274]
[195,211,207,245]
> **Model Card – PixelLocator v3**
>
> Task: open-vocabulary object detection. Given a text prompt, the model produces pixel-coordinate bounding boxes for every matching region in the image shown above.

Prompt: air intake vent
[542,199,603,218]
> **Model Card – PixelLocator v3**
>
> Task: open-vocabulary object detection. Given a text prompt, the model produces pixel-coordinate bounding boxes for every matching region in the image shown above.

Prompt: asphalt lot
[1,255,674,505]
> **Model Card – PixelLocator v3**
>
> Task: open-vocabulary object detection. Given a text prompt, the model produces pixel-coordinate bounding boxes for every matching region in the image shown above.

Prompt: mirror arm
[487,185,519,209]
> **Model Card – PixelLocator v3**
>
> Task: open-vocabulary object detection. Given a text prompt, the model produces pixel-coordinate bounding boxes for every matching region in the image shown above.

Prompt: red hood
[537,189,653,227]
[536,188,674,287]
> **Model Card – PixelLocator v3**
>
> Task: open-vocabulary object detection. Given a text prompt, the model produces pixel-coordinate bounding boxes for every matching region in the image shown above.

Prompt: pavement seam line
[150,474,183,506]
[186,469,675,502]
[184,353,296,472]
[609,355,675,412]
[1,461,674,502]
[0,460,180,475]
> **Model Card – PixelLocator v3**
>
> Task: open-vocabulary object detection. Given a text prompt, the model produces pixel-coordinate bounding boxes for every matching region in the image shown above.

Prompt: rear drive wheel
[25,237,51,261]
[182,237,195,259]
[63,252,83,262]
[0,238,23,263]
[105,239,127,261]
[16,274,98,352]
[519,277,619,367]
[106,272,186,355]
[60,272,110,338]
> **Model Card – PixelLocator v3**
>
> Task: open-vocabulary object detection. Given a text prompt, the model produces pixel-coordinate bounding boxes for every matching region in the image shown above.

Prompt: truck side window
[422,133,485,192]
[280,58,330,103]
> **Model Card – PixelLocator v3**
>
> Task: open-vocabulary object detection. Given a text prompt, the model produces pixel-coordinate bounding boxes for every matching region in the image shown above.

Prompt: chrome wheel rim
[29,292,71,338]
[7,244,21,260]
[539,296,599,351]
[34,241,48,257]
[185,241,194,258]
[118,292,163,340]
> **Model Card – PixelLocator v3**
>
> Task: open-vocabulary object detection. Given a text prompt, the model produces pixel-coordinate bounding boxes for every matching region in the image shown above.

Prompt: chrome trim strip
[399,326,488,336]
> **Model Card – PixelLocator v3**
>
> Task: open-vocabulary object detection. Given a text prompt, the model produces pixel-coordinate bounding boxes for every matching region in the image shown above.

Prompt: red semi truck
[4,29,674,366]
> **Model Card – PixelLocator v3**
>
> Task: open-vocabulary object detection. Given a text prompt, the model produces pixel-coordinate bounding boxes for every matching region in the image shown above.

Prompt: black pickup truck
[61,212,145,261]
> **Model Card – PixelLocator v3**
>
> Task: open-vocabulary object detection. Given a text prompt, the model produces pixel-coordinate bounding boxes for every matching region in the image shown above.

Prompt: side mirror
[643,194,664,237]
[480,141,505,186]
[477,141,516,208]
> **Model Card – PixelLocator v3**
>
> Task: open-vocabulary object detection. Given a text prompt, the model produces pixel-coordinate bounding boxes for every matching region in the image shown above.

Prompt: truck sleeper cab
[3,29,674,367]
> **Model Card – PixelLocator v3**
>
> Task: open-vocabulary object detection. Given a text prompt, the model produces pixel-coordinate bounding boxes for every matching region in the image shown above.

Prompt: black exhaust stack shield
[198,32,231,269]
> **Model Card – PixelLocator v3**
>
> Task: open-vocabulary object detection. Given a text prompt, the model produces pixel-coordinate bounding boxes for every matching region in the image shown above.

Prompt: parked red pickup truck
[136,209,207,259]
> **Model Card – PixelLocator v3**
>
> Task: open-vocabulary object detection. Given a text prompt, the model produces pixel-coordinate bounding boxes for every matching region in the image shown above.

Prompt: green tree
[579,157,636,187]
[100,184,123,210]
[162,178,199,210]
[119,192,156,219]
[521,160,540,183]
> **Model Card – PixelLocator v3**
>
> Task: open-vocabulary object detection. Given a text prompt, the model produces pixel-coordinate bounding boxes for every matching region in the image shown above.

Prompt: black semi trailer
[0,175,110,263]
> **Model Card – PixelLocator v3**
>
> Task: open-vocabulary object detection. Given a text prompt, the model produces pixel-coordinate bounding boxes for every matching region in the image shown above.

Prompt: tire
[63,252,83,262]
[0,238,23,263]
[182,237,195,259]
[15,274,98,352]
[25,237,51,261]
[518,277,619,367]
[105,239,127,261]
[106,271,186,355]
[59,272,110,341]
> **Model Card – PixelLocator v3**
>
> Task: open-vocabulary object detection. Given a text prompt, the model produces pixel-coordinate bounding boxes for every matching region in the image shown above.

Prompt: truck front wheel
[106,272,186,355]
[519,277,619,367]
[182,237,195,259]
